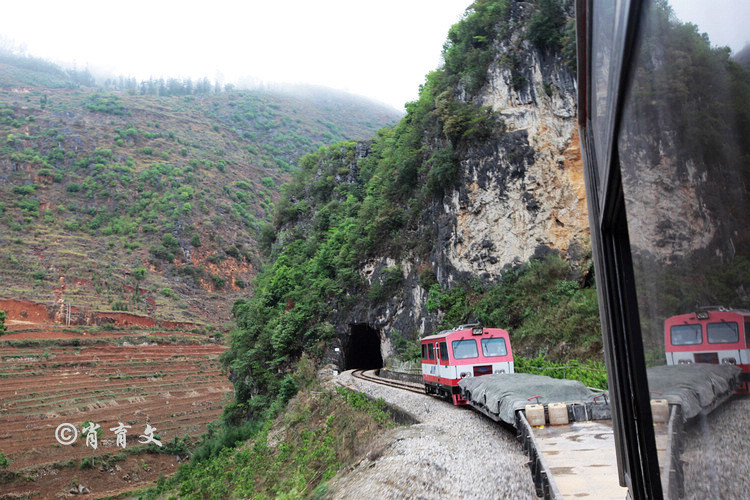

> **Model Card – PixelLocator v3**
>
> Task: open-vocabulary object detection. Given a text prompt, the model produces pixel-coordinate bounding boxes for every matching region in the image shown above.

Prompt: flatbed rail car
[421,324,513,405]
[665,308,750,392]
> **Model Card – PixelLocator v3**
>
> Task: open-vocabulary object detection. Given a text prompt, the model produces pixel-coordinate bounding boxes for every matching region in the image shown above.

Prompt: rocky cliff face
[328,2,589,368]
[441,35,587,283]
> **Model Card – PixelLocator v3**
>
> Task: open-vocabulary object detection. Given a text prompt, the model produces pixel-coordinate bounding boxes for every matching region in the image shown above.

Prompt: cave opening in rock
[345,323,383,370]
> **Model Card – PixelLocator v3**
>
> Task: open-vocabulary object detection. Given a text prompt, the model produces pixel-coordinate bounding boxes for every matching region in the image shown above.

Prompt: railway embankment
[328,370,537,499]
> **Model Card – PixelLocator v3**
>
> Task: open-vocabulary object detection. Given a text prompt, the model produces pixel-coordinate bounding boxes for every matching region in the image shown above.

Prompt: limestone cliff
[441,13,587,283]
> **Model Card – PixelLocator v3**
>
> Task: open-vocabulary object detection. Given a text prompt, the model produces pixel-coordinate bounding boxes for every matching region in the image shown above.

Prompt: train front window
[428,343,435,361]
[707,322,739,344]
[481,338,508,357]
[670,324,702,346]
[451,339,478,359]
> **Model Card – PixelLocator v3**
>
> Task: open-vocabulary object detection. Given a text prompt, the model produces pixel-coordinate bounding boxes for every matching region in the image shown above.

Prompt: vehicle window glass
[428,343,434,361]
[452,339,478,359]
[707,322,739,344]
[439,342,449,361]
[745,320,750,346]
[614,0,750,496]
[421,343,427,359]
[591,0,622,186]
[481,338,508,357]
[670,324,702,346]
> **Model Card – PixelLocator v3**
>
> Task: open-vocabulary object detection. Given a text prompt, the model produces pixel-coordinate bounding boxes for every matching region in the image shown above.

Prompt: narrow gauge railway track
[350,369,425,395]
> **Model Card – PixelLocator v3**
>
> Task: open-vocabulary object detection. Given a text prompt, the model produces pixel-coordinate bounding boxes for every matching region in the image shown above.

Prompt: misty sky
[0,0,475,111]
[670,1,750,53]
[1,1,746,112]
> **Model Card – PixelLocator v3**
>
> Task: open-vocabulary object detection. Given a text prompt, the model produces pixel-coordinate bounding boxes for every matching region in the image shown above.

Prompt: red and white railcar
[421,324,514,405]
[665,308,750,392]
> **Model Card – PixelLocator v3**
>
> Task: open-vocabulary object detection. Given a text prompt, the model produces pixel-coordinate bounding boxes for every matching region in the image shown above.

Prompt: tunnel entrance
[345,323,383,370]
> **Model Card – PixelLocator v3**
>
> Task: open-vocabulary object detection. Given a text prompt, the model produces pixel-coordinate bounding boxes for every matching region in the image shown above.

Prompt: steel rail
[350,369,425,395]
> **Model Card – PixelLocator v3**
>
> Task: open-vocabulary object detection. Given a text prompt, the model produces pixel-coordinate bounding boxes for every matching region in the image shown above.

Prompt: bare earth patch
[0,330,232,498]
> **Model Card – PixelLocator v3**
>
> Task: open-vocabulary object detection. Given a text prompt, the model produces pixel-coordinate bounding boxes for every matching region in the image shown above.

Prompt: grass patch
[141,375,391,499]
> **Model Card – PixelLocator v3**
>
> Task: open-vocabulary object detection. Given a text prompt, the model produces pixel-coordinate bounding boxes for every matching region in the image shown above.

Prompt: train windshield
[707,322,739,344]
[481,338,507,357]
[670,324,702,346]
[452,339,478,359]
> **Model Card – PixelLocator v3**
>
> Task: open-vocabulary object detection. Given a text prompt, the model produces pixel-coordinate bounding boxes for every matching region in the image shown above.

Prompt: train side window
[452,339,478,359]
[707,322,739,344]
[745,320,750,346]
[481,338,508,357]
[421,343,428,360]
[439,342,449,361]
[670,324,702,346]
[428,343,435,361]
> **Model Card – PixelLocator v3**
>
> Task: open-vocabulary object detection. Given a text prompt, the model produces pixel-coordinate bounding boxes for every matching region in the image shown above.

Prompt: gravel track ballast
[326,370,537,499]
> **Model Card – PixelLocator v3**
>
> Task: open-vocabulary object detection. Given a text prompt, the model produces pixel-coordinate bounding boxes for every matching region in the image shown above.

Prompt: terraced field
[0,327,232,497]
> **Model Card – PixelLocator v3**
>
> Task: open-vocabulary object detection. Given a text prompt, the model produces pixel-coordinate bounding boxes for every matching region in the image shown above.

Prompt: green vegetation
[0,309,6,336]
[0,451,8,469]
[426,255,600,355]
[442,0,512,94]
[140,358,391,499]
[515,355,608,390]
[84,93,127,115]
[527,0,567,51]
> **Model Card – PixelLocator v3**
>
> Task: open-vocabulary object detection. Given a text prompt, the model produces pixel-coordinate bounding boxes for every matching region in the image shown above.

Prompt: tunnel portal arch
[345,323,383,370]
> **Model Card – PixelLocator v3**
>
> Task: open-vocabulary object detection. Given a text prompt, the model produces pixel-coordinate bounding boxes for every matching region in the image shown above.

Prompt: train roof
[665,307,750,323]
[421,325,509,342]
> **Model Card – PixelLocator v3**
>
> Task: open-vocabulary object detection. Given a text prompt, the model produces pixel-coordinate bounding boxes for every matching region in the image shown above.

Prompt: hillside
[0,58,400,325]
[223,0,594,421]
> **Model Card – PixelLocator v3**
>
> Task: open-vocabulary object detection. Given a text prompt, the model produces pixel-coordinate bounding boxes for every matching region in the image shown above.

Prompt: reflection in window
[618,0,750,359]
[591,0,621,183]
[670,324,702,346]
[616,0,750,496]
[707,322,739,344]
[452,339,478,359]
[481,337,508,357]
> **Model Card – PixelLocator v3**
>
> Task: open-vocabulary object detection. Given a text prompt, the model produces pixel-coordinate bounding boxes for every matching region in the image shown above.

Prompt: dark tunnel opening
[345,323,383,370]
